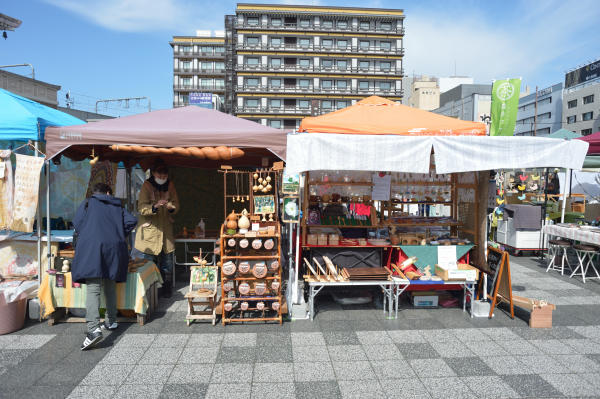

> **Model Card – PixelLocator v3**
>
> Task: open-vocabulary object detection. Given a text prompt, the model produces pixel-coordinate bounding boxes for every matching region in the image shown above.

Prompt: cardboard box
[317,234,328,246]
[435,264,479,281]
[307,234,318,246]
[328,234,339,245]
[412,295,438,307]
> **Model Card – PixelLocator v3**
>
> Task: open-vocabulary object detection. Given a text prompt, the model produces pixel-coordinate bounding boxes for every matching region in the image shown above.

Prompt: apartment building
[514,83,563,137]
[171,30,226,109]
[562,59,600,136]
[431,84,492,123]
[224,4,405,130]
[407,76,439,110]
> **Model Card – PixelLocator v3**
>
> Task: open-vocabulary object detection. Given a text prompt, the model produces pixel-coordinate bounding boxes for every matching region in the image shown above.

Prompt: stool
[570,244,600,283]
[546,239,572,275]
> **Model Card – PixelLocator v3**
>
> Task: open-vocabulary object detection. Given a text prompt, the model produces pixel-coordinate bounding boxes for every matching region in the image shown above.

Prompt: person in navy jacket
[72,183,137,350]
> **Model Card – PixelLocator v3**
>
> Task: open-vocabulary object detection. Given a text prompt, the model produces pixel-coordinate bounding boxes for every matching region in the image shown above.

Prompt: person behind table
[547,182,559,195]
[72,183,138,350]
[134,157,179,298]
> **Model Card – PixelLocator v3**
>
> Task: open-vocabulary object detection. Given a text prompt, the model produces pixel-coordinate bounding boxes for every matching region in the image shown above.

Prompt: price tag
[252,223,260,231]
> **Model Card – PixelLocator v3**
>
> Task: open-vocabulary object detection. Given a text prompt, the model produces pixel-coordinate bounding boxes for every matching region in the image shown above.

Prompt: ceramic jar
[264,239,274,250]
[238,261,251,273]
[252,262,267,278]
[222,261,236,276]
[238,282,250,295]
[238,209,250,232]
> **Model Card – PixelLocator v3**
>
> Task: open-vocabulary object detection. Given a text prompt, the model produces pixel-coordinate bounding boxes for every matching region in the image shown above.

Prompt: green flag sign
[490,78,521,136]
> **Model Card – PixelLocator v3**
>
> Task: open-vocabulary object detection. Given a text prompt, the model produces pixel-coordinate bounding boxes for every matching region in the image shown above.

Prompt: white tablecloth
[543,225,600,245]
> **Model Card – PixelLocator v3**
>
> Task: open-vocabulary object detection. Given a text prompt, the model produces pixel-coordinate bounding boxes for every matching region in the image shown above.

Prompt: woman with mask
[134,158,179,298]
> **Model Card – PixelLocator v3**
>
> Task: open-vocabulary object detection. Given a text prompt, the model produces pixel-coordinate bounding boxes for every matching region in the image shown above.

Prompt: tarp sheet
[546,128,582,140]
[0,89,83,142]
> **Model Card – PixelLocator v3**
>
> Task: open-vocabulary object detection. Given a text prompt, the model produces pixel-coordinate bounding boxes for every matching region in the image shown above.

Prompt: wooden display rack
[219,223,283,325]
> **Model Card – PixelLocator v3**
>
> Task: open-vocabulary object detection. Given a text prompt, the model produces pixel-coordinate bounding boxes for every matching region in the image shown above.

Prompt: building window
[299,59,310,67]
[568,99,577,108]
[322,100,332,109]
[380,41,391,50]
[181,45,191,53]
[299,38,310,48]
[181,94,189,104]
[299,100,310,108]
[247,17,259,25]
[380,61,391,71]
[181,61,191,70]
[337,101,347,108]
[246,99,259,108]
[270,120,282,128]
[567,115,576,124]
[271,58,281,67]
[359,61,370,70]
[215,47,225,54]
[537,112,551,121]
[322,59,333,69]
[270,99,281,108]
[584,94,594,104]
[247,37,260,45]
[582,128,593,135]
[215,62,225,71]
[583,111,594,121]
[271,79,281,87]
[271,18,282,26]
[360,40,370,49]
[200,79,212,89]
[322,39,333,48]
[181,78,191,87]
[322,20,333,28]
[337,60,347,69]
[359,81,369,89]
[201,61,212,71]
[380,82,392,90]
[247,57,259,66]
[299,79,310,88]
[338,20,348,28]
[337,80,348,89]
[215,79,224,89]
[337,40,348,49]
[246,78,259,86]
[271,37,282,47]
[300,19,310,27]
[322,80,333,89]
[360,21,370,29]
[381,22,392,30]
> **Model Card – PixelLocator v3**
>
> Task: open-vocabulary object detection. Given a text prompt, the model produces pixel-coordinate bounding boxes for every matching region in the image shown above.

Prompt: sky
[2,0,600,117]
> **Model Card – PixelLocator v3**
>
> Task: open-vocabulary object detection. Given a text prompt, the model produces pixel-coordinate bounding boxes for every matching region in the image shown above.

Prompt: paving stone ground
[2,254,600,398]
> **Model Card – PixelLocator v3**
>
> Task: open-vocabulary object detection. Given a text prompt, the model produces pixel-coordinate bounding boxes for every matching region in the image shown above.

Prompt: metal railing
[236,43,403,55]
[235,85,402,95]
[173,67,198,73]
[173,49,226,57]
[236,105,347,114]
[235,22,405,35]
[173,84,226,91]
[236,64,402,74]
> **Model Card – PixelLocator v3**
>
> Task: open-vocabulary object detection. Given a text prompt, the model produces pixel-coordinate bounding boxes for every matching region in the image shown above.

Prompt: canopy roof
[45,106,289,169]
[298,96,486,136]
[546,128,582,140]
[0,88,84,141]
[576,131,600,155]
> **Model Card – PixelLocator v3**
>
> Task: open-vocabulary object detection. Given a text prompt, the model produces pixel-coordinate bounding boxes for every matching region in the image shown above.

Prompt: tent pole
[34,141,42,285]
[46,161,52,272]
[540,168,550,260]
[125,163,132,250]
[561,168,571,224]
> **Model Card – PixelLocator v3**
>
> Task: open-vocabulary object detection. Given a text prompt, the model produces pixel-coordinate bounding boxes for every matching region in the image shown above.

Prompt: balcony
[235,85,403,96]
[236,43,404,55]
[173,49,226,58]
[236,106,311,115]
[237,63,403,75]
[234,22,405,35]
[174,67,198,74]
[173,84,226,91]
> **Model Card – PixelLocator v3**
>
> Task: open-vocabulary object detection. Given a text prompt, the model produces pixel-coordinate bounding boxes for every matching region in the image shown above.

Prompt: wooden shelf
[309,182,374,186]
[390,222,463,227]
[386,202,452,205]
[309,201,374,205]
[308,224,377,228]
[392,181,451,186]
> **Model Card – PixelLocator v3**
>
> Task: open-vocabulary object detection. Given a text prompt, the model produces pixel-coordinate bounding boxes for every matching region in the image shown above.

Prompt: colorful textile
[86,160,118,197]
[0,240,58,276]
[38,261,163,317]
[11,154,45,232]
[40,157,91,220]
[398,245,474,273]
[0,150,14,234]
[490,78,522,136]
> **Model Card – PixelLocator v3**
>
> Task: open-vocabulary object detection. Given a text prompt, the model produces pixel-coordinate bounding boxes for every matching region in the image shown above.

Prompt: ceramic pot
[254,282,267,295]
[363,195,372,203]
[309,195,320,202]
[256,302,265,311]
[238,261,251,273]
[252,262,267,278]
[239,238,249,249]
[226,210,238,230]
[322,194,331,202]
[264,239,274,250]
[271,279,280,291]
[224,303,233,312]
[239,282,250,295]
[240,301,249,311]
[272,301,280,311]
[223,281,233,292]
[238,209,250,232]
[252,239,262,250]
[222,261,236,276]
[332,193,340,202]
[268,260,279,271]
[341,196,349,202]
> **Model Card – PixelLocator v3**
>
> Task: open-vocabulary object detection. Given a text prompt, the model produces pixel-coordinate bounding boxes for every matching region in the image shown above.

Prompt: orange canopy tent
[298,96,486,136]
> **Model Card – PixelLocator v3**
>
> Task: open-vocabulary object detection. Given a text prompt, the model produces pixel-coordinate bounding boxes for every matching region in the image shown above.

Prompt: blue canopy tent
[0,88,84,281]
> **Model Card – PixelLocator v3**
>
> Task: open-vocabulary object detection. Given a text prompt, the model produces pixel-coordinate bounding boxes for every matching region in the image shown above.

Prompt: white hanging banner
[11,154,44,233]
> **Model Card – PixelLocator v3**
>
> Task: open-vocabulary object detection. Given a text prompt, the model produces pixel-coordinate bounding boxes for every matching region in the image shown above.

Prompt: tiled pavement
[2,255,600,398]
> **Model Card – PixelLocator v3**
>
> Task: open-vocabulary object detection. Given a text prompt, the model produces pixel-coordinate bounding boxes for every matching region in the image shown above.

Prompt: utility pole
[534,86,538,136]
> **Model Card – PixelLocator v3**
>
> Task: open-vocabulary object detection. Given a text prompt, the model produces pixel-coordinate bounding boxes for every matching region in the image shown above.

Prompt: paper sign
[448,269,477,280]
[372,173,391,201]
[437,245,457,270]
[11,154,45,232]
[252,223,260,231]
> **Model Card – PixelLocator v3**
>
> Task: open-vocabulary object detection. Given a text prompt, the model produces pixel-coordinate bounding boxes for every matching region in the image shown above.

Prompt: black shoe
[100,321,118,331]
[81,328,103,350]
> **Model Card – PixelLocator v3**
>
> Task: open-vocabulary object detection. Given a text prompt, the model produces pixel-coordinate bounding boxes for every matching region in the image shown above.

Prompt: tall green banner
[490,78,521,136]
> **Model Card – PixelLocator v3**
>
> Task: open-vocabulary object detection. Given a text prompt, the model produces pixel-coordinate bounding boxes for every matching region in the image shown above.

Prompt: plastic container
[28,298,40,320]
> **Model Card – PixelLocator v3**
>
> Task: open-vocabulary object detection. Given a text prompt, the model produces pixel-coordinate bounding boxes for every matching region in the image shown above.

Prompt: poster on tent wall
[86,160,118,197]
[490,78,522,136]
[0,240,58,276]
[0,150,14,232]
[40,158,91,220]
[10,154,45,233]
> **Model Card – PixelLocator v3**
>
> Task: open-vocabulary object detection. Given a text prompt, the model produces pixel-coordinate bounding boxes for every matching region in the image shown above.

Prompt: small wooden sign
[250,215,261,221]
[273,161,284,171]
[221,165,232,170]
[484,246,514,319]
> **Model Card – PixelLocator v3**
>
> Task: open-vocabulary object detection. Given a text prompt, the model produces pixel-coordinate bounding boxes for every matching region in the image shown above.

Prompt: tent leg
[561,168,571,224]
[126,165,132,250]
[47,160,52,272]
[34,141,42,286]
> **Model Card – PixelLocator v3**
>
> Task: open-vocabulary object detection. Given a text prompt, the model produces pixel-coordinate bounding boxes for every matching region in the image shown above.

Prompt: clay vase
[226,210,238,230]
[238,209,250,232]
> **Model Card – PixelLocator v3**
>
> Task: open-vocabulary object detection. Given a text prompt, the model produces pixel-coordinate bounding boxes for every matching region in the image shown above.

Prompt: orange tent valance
[298,96,486,136]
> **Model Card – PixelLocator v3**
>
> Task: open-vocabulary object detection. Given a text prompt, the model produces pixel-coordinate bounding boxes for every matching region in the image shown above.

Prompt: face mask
[155,177,167,185]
